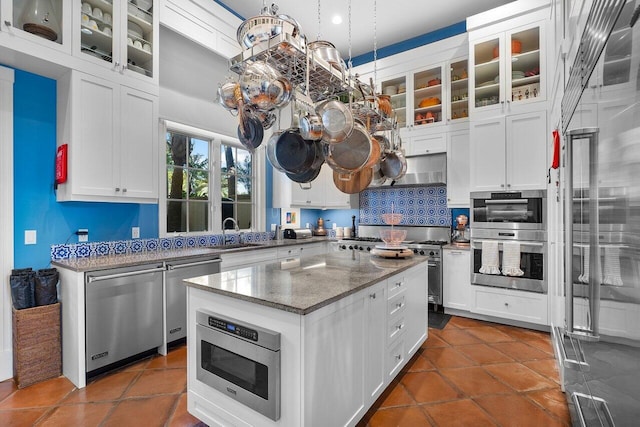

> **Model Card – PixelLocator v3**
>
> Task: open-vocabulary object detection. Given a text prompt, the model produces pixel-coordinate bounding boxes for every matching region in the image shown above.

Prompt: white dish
[133,0,153,11]
[128,20,143,38]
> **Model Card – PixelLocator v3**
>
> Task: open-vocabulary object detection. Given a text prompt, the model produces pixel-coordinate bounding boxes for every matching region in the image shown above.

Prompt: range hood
[382,153,447,187]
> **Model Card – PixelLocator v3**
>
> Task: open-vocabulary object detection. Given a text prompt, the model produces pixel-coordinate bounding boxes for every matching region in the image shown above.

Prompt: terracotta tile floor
[0,316,570,426]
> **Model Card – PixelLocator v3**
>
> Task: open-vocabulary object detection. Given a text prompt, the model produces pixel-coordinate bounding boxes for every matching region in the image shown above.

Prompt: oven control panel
[208,316,258,342]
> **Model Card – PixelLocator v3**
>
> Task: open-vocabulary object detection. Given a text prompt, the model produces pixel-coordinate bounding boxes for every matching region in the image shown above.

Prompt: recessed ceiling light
[332,15,342,25]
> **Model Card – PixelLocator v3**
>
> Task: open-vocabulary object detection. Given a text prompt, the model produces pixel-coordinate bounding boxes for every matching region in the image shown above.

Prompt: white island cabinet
[185,256,428,427]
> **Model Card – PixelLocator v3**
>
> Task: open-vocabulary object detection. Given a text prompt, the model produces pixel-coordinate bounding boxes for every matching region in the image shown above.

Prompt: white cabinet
[471,285,548,325]
[277,242,326,260]
[56,70,158,203]
[403,129,446,157]
[73,0,158,84]
[0,0,72,54]
[276,164,357,209]
[446,130,470,207]
[443,248,471,311]
[403,264,428,356]
[469,20,546,116]
[470,110,547,191]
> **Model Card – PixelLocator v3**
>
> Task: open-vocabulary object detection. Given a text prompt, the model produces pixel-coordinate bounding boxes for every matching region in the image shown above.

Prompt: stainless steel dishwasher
[85,263,165,375]
[164,256,221,344]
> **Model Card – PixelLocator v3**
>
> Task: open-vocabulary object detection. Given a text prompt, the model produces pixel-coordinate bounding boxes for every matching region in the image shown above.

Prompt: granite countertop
[52,237,332,272]
[184,252,427,315]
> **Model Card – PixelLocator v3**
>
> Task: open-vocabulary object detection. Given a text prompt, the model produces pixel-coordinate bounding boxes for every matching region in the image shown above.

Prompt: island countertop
[183,252,427,315]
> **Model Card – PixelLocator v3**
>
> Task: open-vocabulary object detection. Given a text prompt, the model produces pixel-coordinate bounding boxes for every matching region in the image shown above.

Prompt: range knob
[413,249,419,254]
[429,251,435,256]
[358,245,364,251]
[419,250,425,255]
[348,245,354,250]
[366,246,372,251]
[340,245,347,250]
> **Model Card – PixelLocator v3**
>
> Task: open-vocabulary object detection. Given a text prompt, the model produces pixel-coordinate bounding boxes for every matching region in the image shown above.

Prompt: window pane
[221,173,235,200]
[236,149,252,175]
[167,201,186,232]
[167,166,186,199]
[189,201,208,232]
[189,169,209,200]
[189,138,209,169]
[236,204,252,229]
[220,145,234,173]
[167,132,188,166]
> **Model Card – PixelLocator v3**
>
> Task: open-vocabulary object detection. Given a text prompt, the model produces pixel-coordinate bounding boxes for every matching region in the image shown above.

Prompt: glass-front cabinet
[470,22,544,114]
[75,0,156,81]
[381,76,407,129]
[449,58,469,121]
[1,0,71,52]
[412,66,443,127]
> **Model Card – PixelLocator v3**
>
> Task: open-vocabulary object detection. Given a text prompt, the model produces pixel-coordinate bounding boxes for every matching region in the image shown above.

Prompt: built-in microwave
[195,310,281,421]
[471,190,546,230]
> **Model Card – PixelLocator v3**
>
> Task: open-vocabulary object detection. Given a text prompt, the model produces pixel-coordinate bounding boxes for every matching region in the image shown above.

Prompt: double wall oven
[470,190,547,293]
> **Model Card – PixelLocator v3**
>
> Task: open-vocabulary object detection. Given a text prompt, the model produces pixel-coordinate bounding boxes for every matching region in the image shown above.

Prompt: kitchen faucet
[222,217,239,245]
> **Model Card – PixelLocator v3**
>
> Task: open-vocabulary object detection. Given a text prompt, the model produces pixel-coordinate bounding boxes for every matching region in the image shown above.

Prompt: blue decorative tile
[197,236,208,247]
[159,238,172,250]
[359,185,451,226]
[186,237,197,248]
[75,243,92,258]
[95,242,111,257]
[173,237,185,249]
[113,241,128,254]
[145,239,158,251]
[130,240,144,253]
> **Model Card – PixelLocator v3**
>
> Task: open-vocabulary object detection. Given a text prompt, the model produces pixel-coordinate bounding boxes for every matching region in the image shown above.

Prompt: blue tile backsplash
[359,186,451,226]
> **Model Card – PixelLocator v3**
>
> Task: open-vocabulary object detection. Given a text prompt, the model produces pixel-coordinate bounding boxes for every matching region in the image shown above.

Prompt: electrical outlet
[25,230,37,245]
[77,229,88,242]
[132,227,140,239]
[271,223,276,232]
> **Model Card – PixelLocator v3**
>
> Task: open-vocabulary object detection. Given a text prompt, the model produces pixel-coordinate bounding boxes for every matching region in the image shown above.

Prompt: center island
[183,251,429,427]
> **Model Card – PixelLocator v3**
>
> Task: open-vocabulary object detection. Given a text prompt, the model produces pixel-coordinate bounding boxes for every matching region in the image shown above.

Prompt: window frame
[159,120,265,236]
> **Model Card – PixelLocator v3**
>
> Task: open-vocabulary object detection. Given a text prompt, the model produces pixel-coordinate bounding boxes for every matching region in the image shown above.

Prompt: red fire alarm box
[55,144,67,184]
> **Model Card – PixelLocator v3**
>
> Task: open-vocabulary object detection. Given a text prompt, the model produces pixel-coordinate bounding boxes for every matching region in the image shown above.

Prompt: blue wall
[12,68,158,269]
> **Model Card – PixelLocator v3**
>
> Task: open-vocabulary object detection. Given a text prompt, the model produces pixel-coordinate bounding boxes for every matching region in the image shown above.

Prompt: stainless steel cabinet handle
[370,293,376,299]
[166,259,221,270]
[504,302,509,307]
[500,183,505,187]
[122,188,127,193]
[396,302,404,309]
[395,354,402,360]
[115,187,120,192]
[450,251,463,255]
[87,266,165,283]
[394,282,403,288]
[396,324,404,331]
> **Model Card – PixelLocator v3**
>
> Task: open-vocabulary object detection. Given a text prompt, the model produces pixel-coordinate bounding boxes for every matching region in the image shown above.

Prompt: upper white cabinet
[0,0,72,54]
[446,130,470,207]
[74,0,158,84]
[56,70,158,203]
[470,110,547,191]
[469,20,547,117]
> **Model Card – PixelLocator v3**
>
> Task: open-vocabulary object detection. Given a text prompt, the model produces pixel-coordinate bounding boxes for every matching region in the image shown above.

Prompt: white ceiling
[218,0,516,59]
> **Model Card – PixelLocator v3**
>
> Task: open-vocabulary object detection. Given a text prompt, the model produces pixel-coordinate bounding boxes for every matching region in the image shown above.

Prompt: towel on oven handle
[479,241,501,275]
[603,246,623,286]
[502,241,524,277]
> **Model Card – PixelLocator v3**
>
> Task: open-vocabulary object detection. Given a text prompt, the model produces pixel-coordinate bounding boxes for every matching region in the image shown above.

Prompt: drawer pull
[396,324,404,331]
[370,293,376,299]
[395,354,402,360]
[394,282,403,288]
[396,302,404,310]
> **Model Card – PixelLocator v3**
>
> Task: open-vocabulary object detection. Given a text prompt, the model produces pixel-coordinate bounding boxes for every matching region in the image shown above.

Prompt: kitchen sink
[210,243,265,250]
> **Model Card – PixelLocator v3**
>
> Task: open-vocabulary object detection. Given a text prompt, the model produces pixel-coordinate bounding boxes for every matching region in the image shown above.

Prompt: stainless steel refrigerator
[554,1,640,425]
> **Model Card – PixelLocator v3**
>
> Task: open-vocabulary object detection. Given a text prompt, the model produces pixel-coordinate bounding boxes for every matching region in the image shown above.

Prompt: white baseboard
[0,349,13,382]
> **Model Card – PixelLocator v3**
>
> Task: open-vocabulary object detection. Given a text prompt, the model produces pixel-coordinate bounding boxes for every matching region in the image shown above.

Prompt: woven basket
[12,302,61,388]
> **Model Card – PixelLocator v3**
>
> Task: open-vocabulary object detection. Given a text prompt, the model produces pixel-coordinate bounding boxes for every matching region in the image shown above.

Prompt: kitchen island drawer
[387,276,407,299]
[387,315,406,344]
[386,339,406,379]
[471,286,548,325]
[388,292,407,317]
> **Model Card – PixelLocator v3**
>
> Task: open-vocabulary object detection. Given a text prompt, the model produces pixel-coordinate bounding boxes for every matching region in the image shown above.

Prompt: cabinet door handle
[506,184,511,188]
[396,323,404,331]
[395,354,402,360]
[394,281,403,288]
[504,302,509,307]
[122,188,127,193]
[500,184,505,188]
[115,187,121,192]
[4,20,11,27]
[370,293,376,299]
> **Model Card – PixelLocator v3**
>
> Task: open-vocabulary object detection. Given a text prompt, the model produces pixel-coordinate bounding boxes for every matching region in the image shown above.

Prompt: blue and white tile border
[50,232,275,261]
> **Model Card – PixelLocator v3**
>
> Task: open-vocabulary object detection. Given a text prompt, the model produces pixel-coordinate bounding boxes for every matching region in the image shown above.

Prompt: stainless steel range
[335,225,450,309]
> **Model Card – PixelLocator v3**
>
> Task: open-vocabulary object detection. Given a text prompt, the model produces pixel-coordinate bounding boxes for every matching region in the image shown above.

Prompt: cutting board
[333,168,373,194]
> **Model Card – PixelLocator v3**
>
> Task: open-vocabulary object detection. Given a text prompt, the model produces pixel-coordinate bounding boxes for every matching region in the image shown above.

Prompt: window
[163,122,258,234]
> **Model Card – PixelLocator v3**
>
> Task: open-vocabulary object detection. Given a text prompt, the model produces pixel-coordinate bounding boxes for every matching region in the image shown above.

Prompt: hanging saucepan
[332,167,373,194]
[370,163,388,187]
[237,109,264,151]
[299,111,323,140]
[217,81,239,112]
[274,129,317,174]
[373,134,391,152]
[380,149,407,181]
[324,120,372,178]
[239,61,292,112]
[266,129,286,171]
[364,134,382,169]
[286,141,325,184]
[316,99,354,144]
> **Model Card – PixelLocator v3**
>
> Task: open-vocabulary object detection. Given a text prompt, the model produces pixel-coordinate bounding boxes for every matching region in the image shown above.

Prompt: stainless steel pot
[380,149,407,181]
[239,62,292,112]
[316,99,354,144]
[236,7,302,49]
[307,40,344,71]
[274,129,317,174]
[324,120,372,177]
[299,112,323,140]
[217,81,239,112]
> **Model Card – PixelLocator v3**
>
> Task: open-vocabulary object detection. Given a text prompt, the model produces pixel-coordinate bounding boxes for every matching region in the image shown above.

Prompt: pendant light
[21,0,61,42]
